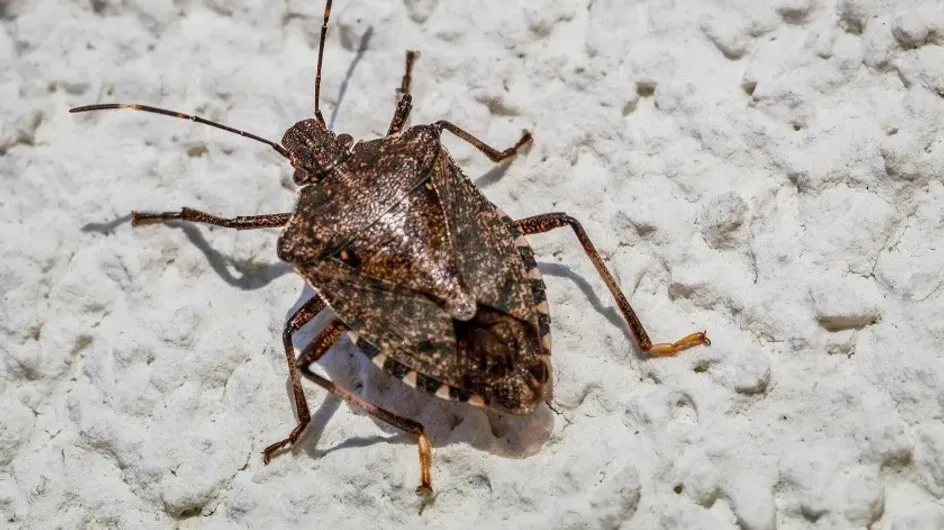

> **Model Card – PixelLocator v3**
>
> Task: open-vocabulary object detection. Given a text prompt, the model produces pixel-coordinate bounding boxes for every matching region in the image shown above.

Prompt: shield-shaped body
[278,122,552,414]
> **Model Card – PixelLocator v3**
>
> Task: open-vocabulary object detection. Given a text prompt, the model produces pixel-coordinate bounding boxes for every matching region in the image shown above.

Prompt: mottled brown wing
[298,258,548,414]
[295,259,461,382]
[428,139,540,333]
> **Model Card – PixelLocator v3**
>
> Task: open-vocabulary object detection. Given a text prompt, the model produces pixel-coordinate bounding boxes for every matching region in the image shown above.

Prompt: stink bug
[70,0,710,495]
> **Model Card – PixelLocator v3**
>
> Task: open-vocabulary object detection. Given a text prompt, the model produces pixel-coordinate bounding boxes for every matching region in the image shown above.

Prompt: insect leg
[131,208,291,230]
[434,121,532,163]
[386,95,413,137]
[295,330,434,496]
[398,49,420,96]
[261,295,329,464]
[513,213,711,357]
[386,50,420,136]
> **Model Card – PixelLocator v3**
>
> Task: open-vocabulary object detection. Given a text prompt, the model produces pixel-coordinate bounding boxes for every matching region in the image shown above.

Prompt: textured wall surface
[2,0,944,528]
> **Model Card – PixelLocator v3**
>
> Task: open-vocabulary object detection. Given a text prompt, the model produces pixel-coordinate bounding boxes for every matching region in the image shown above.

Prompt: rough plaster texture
[2,0,944,528]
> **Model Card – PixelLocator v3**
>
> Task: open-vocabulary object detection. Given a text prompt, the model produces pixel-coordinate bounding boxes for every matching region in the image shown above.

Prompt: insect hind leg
[513,213,710,357]
[295,329,434,496]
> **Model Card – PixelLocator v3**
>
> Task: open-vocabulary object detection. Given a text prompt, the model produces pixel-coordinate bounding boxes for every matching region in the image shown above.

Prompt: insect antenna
[313,0,333,127]
[69,103,291,159]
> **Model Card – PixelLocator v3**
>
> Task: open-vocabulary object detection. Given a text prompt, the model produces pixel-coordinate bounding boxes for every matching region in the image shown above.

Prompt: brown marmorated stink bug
[70,0,711,495]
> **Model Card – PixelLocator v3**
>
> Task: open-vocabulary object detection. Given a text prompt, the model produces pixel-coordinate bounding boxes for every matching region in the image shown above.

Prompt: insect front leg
[434,120,532,163]
[386,50,420,136]
[261,295,328,463]
[132,208,291,230]
[295,327,434,496]
[398,49,419,97]
[513,213,711,357]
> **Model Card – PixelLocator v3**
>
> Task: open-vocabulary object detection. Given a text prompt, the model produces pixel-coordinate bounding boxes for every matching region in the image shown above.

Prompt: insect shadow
[284,286,556,464]
[174,224,293,290]
[472,161,513,188]
[81,213,134,235]
[82,216,293,290]
[328,26,373,130]
[537,261,636,348]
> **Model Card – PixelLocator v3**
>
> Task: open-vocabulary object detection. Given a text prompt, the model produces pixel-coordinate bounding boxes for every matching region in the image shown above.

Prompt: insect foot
[647,331,712,357]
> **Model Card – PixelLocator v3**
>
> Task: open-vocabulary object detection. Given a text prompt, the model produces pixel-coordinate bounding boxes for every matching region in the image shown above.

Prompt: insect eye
[337,133,354,150]
[293,167,311,185]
